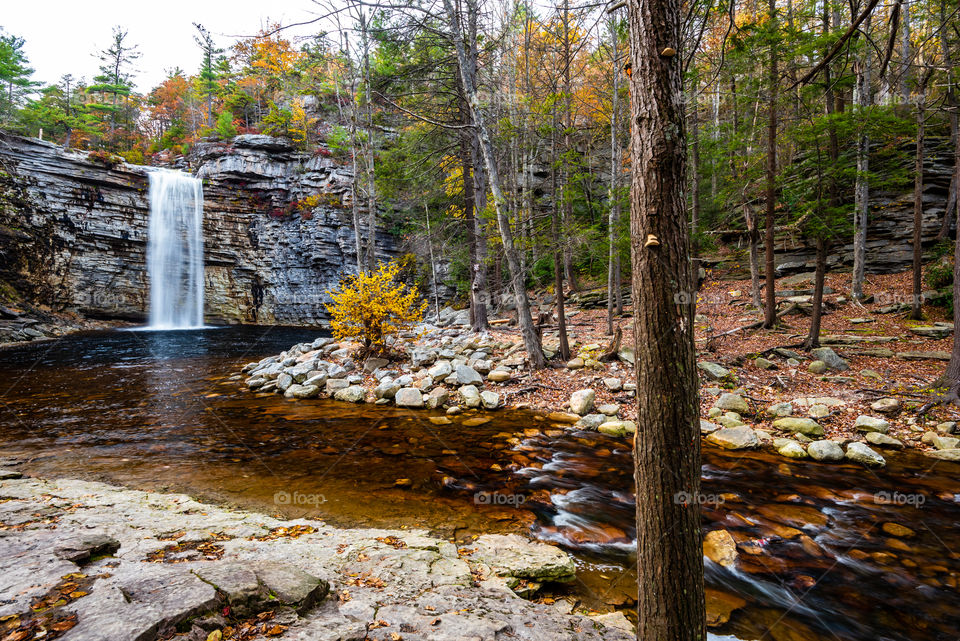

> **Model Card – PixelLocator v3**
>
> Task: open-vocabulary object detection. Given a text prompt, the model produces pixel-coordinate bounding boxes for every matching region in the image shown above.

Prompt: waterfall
[147,169,205,329]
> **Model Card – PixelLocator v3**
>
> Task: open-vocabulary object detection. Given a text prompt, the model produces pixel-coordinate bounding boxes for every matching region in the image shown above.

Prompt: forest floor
[480,266,960,460]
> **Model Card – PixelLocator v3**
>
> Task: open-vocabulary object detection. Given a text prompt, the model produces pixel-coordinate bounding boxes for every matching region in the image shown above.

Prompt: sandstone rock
[715,393,749,414]
[469,534,576,584]
[374,381,400,399]
[569,389,596,416]
[936,421,957,434]
[566,358,584,370]
[459,385,482,409]
[766,402,793,418]
[487,370,511,383]
[547,411,581,423]
[575,414,606,430]
[602,377,622,392]
[776,440,808,459]
[395,388,424,408]
[428,360,453,381]
[855,415,890,434]
[706,426,758,450]
[325,379,349,393]
[700,420,722,434]
[333,385,365,403]
[811,347,849,370]
[865,432,904,449]
[926,448,960,461]
[754,357,776,370]
[933,435,960,450]
[55,533,120,564]
[285,384,320,399]
[807,360,828,374]
[697,361,731,380]
[772,417,824,437]
[455,365,483,386]
[425,388,450,409]
[870,397,900,414]
[597,421,636,437]
[807,440,844,461]
[480,391,500,410]
[845,442,886,467]
[702,529,737,567]
[597,403,620,416]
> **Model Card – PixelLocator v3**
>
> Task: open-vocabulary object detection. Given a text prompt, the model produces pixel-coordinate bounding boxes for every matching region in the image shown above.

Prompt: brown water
[1,327,958,641]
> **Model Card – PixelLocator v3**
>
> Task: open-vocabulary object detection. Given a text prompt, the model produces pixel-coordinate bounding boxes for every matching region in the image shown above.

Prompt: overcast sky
[2,1,330,91]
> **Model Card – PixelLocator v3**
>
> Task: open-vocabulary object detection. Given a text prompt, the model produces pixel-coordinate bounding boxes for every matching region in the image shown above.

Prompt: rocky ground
[0,302,124,347]
[238,267,960,471]
[0,470,635,641]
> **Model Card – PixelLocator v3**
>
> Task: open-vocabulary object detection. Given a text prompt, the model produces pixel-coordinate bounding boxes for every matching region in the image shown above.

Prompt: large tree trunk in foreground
[627,0,705,637]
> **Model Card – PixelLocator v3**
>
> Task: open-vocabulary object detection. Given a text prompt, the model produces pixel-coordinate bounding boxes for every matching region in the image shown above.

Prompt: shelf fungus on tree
[645,234,660,248]
[660,47,677,58]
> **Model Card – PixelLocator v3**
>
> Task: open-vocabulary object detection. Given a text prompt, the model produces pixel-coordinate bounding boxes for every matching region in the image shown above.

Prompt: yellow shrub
[325,261,427,357]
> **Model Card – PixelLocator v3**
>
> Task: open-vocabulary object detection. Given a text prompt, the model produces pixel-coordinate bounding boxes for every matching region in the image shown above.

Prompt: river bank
[0,472,640,641]
[239,270,960,470]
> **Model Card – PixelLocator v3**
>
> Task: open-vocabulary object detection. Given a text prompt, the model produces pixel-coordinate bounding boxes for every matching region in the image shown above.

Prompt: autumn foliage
[325,261,427,357]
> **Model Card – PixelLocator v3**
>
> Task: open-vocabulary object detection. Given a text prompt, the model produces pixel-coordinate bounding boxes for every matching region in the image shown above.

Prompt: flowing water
[1,327,958,641]
[146,169,204,329]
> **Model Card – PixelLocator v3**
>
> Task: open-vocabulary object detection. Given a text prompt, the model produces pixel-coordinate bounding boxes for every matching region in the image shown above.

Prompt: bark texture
[627,0,705,636]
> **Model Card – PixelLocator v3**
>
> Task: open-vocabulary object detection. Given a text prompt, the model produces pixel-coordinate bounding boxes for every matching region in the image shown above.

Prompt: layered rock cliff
[0,133,395,325]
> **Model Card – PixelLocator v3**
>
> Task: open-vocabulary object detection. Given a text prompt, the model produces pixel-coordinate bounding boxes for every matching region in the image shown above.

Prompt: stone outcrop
[707,137,957,275]
[0,475,631,641]
[0,132,400,325]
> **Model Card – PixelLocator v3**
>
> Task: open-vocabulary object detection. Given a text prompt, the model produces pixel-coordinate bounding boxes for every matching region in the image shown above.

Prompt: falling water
[147,169,205,329]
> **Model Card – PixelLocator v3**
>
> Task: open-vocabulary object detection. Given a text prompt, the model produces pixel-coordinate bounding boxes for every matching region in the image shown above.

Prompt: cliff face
[0,133,395,325]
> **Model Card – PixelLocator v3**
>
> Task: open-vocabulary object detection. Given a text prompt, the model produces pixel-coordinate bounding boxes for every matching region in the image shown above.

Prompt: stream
[0,327,958,641]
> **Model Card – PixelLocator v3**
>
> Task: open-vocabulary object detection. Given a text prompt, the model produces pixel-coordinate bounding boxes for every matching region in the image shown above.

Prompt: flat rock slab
[0,477,627,641]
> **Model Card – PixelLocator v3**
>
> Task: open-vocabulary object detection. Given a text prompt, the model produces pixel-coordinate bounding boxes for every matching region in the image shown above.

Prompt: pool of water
[1,327,958,641]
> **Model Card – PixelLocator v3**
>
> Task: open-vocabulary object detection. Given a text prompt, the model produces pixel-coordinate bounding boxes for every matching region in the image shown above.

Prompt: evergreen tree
[0,30,38,125]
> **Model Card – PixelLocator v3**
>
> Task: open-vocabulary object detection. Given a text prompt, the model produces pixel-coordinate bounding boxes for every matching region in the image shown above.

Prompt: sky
[1,0,332,92]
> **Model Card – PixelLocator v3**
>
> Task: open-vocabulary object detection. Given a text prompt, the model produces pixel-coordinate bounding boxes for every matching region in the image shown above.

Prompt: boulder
[870,398,900,414]
[428,360,453,381]
[706,426,759,450]
[772,417,824,437]
[810,347,849,370]
[933,435,960,450]
[602,378,623,392]
[776,440,808,459]
[697,361,731,381]
[285,384,320,399]
[566,358,584,370]
[395,388,424,408]
[575,414,606,430]
[333,385,365,403]
[865,432,904,449]
[455,365,484,386]
[470,534,576,584]
[715,393,749,414]
[702,530,737,567]
[487,370,511,383]
[926,448,960,461]
[807,440,845,462]
[597,421,636,437]
[597,403,620,416]
[374,380,400,399]
[569,389,596,416]
[480,391,500,410]
[700,420,722,434]
[845,442,886,467]
[854,415,890,434]
[807,360,828,374]
[459,385,482,409]
[766,402,793,418]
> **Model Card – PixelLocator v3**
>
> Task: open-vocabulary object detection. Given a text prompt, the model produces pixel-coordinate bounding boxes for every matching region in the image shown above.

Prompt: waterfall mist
[147,169,205,329]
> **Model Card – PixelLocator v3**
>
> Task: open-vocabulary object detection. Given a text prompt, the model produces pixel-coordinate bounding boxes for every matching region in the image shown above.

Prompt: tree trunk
[943,130,960,395]
[607,14,621,336]
[442,0,545,368]
[690,76,702,290]
[763,0,778,328]
[805,237,828,349]
[852,15,873,300]
[745,203,763,308]
[626,0,705,636]
[561,0,580,294]
[938,0,958,241]
[551,109,571,360]
[911,95,925,320]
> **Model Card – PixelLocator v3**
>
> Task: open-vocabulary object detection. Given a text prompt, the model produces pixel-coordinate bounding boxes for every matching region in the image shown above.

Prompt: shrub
[926,258,953,291]
[326,261,427,357]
